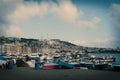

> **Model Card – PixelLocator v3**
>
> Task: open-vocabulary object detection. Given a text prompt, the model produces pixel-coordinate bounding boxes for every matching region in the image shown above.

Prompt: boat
[88,55,116,70]
[58,59,73,69]
[94,62,108,70]
[78,55,116,70]
[26,60,35,68]
[79,61,94,69]
[42,61,59,69]
[69,62,80,69]
[25,56,40,68]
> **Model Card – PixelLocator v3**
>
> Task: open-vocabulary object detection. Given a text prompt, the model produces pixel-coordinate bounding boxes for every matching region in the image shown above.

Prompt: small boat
[26,60,35,68]
[79,57,95,69]
[94,62,108,70]
[42,61,59,69]
[58,59,73,69]
[79,61,94,69]
[69,62,80,69]
[25,56,40,68]
[79,56,113,70]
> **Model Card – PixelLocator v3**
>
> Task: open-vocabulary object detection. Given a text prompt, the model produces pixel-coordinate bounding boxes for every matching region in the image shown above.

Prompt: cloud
[76,17,101,28]
[69,40,88,46]
[69,38,119,48]
[0,0,101,37]
[94,38,120,48]
[6,25,22,37]
[109,3,120,47]
[8,1,48,22]
[51,0,83,22]
[0,0,48,37]
[0,0,17,36]
[8,0,101,28]
[109,4,120,28]
[50,0,101,27]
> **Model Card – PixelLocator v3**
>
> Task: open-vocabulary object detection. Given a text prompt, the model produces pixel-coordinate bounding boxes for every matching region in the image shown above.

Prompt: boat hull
[58,60,73,69]
[95,63,108,70]
[42,63,59,69]
[79,62,95,69]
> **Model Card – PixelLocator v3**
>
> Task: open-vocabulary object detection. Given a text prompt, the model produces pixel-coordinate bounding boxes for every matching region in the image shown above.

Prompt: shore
[0,67,120,80]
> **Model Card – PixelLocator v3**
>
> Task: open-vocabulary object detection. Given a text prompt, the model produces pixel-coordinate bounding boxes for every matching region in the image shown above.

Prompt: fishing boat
[94,62,108,70]
[41,55,59,69]
[58,59,73,69]
[69,62,80,69]
[78,57,94,69]
[78,54,116,70]
[79,61,94,69]
[42,61,59,69]
[92,56,116,70]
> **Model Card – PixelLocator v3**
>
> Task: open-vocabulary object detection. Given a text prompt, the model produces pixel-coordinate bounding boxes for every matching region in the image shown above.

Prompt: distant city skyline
[0,0,120,48]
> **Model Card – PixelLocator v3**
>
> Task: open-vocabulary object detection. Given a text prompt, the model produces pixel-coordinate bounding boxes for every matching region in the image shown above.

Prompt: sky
[0,0,120,48]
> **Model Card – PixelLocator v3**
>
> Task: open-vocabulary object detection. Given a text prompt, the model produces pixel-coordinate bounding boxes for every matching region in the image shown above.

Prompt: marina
[0,0,120,80]
[0,52,119,71]
[0,37,119,71]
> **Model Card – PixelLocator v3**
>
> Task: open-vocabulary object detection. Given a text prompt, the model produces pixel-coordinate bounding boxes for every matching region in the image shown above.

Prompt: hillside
[0,37,120,54]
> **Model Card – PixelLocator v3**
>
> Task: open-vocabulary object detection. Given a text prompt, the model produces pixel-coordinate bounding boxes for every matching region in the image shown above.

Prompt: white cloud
[51,0,83,22]
[8,2,48,22]
[69,38,118,48]
[94,38,111,43]
[0,0,23,37]
[76,17,101,28]
[8,0,101,28]
[6,1,48,37]
[69,40,95,47]
[6,25,22,37]
[5,0,102,37]
[69,40,89,47]
[50,0,101,27]
[109,4,120,28]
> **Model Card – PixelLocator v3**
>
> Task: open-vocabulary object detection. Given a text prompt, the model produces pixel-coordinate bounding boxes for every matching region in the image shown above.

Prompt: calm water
[89,53,120,65]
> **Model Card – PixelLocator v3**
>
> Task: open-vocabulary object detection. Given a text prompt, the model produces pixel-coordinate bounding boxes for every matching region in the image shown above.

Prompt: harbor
[0,0,120,80]
[0,37,120,71]
[0,52,120,71]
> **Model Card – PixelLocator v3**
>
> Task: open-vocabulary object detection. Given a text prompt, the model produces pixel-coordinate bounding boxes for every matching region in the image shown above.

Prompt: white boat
[26,60,35,68]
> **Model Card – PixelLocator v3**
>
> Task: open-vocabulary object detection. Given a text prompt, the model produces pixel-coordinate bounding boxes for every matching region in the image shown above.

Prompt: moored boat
[42,62,59,69]
[94,62,108,70]
[79,61,94,69]
[58,59,73,69]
